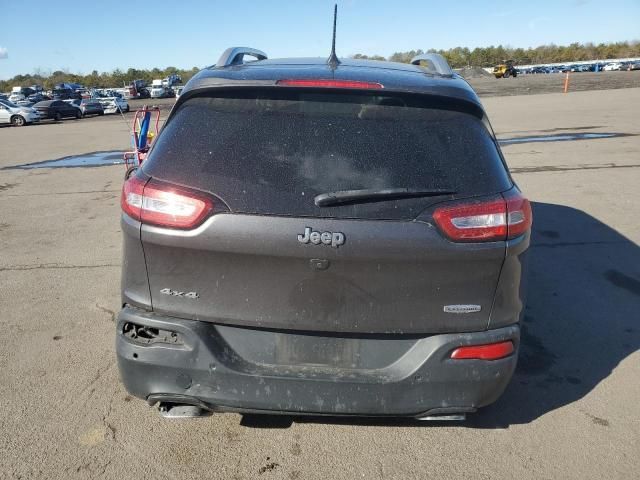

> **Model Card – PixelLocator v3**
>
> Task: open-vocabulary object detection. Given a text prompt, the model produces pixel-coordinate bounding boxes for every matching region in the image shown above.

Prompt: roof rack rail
[410,53,454,76]
[216,47,268,67]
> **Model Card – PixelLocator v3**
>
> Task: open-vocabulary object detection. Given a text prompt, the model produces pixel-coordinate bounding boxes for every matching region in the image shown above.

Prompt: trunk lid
[141,214,505,333]
[139,89,511,333]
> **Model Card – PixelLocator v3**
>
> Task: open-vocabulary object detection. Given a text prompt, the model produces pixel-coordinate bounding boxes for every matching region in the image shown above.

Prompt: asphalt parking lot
[467,70,640,96]
[1,86,639,480]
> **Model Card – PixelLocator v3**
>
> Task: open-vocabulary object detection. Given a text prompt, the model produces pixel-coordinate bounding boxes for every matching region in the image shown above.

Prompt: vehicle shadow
[468,201,640,428]
[240,202,640,429]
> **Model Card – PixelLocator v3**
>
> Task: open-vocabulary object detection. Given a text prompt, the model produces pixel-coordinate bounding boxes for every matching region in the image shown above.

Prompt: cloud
[0,47,7,59]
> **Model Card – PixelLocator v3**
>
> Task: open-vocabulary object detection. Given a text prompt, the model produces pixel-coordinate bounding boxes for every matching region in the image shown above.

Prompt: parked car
[531,66,549,74]
[78,89,92,99]
[570,64,590,72]
[27,92,50,103]
[100,89,124,98]
[0,98,40,126]
[33,100,82,120]
[98,96,130,114]
[603,62,622,71]
[65,98,105,116]
[9,92,25,103]
[9,86,38,103]
[51,88,82,100]
[174,86,185,100]
[117,48,532,420]
[620,61,637,71]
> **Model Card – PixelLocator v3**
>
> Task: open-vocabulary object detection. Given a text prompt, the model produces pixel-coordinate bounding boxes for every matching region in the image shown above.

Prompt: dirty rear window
[143,91,511,220]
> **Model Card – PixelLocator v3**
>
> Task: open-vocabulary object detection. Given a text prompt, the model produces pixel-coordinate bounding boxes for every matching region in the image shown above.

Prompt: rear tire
[75,110,82,119]
[125,105,130,113]
[11,115,26,127]
[512,70,518,78]
[54,112,62,121]
[504,71,510,78]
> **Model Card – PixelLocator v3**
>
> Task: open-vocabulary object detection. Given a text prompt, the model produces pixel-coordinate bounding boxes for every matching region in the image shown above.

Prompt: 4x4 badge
[160,288,199,299]
[297,227,345,248]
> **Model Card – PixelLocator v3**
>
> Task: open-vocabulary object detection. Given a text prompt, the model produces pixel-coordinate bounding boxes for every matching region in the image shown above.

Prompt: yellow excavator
[493,60,518,78]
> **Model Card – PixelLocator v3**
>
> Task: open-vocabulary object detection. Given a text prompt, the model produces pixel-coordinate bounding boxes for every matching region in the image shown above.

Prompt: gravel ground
[466,70,640,96]
[0,77,639,479]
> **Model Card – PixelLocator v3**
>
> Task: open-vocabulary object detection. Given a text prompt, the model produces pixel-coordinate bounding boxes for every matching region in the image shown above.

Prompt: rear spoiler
[170,85,489,136]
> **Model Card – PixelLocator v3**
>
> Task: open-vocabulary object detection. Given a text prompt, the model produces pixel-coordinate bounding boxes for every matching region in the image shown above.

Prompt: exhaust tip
[158,402,213,419]
[415,413,466,421]
[414,406,475,421]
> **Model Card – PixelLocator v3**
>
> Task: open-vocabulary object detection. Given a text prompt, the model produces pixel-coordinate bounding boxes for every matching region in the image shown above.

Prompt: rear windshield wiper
[314,188,456,207]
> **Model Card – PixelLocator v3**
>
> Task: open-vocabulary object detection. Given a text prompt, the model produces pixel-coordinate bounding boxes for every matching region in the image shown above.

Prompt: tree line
[2,41,639,92]
[355,41,640,67]
[0,66,200,92]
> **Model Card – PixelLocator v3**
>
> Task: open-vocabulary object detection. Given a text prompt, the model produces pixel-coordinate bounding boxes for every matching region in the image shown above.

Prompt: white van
[9,86,26,103]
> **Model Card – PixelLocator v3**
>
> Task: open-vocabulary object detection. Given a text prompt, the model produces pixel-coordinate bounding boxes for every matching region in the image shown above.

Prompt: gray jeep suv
[117,47,531,420]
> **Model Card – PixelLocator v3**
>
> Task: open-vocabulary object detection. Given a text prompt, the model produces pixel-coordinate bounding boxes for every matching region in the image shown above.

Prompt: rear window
[143,91,511,220]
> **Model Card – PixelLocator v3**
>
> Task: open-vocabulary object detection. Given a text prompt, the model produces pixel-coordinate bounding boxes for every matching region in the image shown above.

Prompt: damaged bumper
[116,306,519,417]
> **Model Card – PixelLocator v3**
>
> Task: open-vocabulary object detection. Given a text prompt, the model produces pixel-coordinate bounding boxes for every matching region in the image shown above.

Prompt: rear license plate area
[274,334,359,368]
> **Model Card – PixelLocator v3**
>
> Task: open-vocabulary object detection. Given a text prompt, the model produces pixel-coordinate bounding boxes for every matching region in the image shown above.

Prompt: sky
[1,0,639,79]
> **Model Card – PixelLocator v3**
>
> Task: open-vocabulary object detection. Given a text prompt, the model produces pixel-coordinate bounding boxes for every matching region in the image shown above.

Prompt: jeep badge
[297,227,345,248]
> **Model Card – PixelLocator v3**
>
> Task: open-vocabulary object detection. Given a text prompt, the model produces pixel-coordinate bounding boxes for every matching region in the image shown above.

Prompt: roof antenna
[327,4,340,69]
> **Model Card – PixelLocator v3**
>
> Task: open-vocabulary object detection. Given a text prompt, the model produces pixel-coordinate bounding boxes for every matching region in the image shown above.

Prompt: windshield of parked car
[0,99,20,109]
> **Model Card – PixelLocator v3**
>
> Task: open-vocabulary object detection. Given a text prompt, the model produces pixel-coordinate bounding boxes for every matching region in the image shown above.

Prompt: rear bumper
[116,306,519,417]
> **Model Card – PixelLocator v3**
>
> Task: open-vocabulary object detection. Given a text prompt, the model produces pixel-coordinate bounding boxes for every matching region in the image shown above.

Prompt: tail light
[451,341,514,360]
[504,190,533,239]
[433,191,531,242]
[276,79,384,89]
[121,175,213,229]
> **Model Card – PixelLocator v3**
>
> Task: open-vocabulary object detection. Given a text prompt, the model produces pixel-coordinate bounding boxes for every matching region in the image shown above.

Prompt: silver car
[65,99,105,116]
[0,98,40,126]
